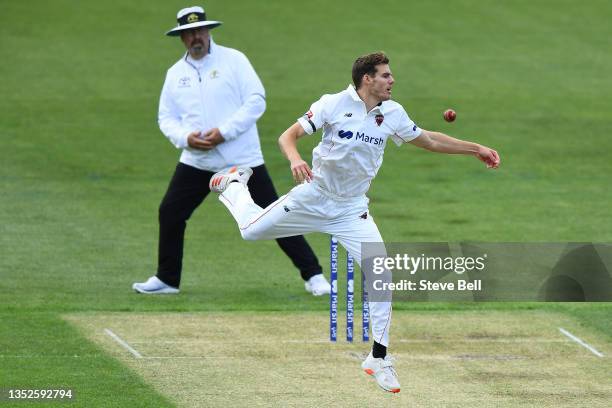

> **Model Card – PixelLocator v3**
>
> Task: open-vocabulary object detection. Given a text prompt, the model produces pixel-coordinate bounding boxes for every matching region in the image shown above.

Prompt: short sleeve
[391,107,422,146]
[297,95,329,135]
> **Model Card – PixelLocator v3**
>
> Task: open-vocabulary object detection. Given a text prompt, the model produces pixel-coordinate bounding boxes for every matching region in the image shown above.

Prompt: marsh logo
[187,13,199,23]
[356,132,384,146]
[339,130,383,145]
[338,130,354,139]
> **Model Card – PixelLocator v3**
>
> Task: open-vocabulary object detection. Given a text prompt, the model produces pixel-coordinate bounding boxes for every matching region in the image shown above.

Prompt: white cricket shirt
[158,39,266,172]
[297,85,422,198]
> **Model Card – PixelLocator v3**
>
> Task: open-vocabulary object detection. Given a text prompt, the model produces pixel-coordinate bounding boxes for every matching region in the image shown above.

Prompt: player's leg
[217,178,322,241]
[329,211,400,393]
[247,165,328,294]
[134,163,212,293]
[330,214,392,348]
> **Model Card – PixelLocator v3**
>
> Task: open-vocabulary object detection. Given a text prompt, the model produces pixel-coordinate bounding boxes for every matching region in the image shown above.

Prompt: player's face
[368,64,395,101]
[181,27,210,59]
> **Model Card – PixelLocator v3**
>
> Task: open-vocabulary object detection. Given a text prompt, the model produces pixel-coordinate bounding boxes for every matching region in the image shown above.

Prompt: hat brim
[165,21,222,36]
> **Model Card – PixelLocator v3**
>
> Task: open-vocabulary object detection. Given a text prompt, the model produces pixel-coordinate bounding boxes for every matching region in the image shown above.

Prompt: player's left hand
[200,128,225,149]
[476,146,500,169]
[290,159,313,183]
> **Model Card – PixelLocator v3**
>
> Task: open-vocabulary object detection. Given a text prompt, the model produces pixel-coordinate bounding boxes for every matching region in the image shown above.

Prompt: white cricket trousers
[219,181,392,347]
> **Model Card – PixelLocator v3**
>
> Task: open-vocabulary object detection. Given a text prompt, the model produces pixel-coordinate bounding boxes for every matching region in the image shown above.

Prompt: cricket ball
[443,109,456,122]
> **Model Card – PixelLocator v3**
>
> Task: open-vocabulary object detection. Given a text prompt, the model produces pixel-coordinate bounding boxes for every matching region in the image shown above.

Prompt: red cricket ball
[443,109,456,122]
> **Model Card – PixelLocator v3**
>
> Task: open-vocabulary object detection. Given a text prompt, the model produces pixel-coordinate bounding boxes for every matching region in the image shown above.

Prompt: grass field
[1,0,611,406]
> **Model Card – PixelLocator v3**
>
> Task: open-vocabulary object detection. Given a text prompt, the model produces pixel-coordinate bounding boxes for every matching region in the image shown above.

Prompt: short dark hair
[352,52,389,89]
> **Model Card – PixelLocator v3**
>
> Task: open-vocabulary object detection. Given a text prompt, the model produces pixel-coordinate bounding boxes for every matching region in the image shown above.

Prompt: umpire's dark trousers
[157,162,323,288]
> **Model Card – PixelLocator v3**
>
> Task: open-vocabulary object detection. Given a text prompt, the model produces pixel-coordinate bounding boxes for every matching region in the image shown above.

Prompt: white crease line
[104,329,143,359]
[139,354,525,361]
[128,338,566,345]
[400,338,567,344]
[558,328,604,358]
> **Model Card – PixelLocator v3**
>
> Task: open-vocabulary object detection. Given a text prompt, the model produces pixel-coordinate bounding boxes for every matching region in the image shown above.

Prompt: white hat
[165,6,222,36]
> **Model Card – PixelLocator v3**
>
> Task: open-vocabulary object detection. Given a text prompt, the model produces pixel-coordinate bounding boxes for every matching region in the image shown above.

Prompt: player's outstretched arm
[278,122,313,183]
[409,129,500,169]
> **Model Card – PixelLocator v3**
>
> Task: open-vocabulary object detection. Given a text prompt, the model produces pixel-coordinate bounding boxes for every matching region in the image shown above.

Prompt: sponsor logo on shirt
[210,70,219,79]
[338,130,383,145]
[338,130,354,139]
[344,112,353,117]
[413,125,417,132]
[178,77,191,88]
[306,110,314,119]
[355,132,383,145]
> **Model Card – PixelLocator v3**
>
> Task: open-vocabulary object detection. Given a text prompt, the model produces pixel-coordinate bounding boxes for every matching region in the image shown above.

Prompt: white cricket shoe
[209,166,253,193]
[304,274,331,296]
[132,276,179,294]
[361,352,401,393]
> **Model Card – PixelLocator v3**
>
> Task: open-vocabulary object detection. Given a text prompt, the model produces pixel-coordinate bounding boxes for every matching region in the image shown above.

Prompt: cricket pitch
[65,311,611,407]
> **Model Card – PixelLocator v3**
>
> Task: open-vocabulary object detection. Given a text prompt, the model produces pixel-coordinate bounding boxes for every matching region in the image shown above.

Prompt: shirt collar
[346,84,385,113]
[347,84,361,102]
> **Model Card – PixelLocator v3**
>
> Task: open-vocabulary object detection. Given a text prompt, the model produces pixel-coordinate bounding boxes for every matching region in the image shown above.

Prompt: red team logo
[375,114,384,126]
[306,110,314,119]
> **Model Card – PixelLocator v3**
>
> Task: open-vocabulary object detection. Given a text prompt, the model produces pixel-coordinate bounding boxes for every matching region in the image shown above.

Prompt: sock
[372,341,387,359]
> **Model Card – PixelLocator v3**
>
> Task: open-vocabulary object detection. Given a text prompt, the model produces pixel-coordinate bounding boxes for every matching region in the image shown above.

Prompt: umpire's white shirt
[159,40,266,172]
[297,85,422,198]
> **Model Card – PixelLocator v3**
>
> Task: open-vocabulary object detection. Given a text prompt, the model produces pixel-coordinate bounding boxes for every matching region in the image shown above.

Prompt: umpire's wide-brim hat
[165,6,222,36]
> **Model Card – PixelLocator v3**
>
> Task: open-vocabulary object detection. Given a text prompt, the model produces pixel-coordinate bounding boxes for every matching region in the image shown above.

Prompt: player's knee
[240,227,261,241]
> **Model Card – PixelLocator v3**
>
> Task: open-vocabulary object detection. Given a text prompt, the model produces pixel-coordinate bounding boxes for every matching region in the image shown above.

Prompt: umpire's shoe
[304,274,332,296]
[132,276,179,294]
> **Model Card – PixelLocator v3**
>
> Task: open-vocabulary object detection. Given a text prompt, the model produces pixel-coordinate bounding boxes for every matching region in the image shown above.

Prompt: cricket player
[208,52,500,393]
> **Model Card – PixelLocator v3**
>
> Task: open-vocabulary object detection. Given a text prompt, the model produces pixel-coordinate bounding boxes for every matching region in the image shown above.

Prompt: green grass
[1,0,611,406]
[0,313,174,407]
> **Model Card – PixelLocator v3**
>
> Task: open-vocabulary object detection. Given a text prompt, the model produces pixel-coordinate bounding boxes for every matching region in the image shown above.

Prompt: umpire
[133,6,330,295]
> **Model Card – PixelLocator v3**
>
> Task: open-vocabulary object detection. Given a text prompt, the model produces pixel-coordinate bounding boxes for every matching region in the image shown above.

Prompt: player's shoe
[132,276,179,294]
[304,273,331,296]
[209,166,253,193]
[361,352,401,393]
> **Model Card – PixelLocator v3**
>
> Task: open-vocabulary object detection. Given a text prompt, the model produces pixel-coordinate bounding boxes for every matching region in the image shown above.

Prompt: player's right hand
[187,131,214,150]
[476,145,500,169]
[290,159,313,183]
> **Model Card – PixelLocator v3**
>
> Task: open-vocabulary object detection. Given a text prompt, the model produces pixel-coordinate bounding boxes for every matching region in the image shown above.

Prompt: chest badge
[210,70,220,79]
[375,114,384,127]
[178,77,191,87]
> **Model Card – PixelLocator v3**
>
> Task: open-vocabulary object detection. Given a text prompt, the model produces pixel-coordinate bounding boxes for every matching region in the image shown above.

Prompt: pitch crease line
[558,328,604,358]
[104,328,143,359]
